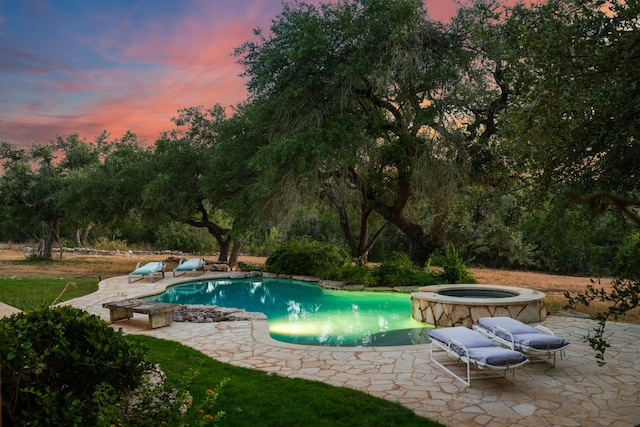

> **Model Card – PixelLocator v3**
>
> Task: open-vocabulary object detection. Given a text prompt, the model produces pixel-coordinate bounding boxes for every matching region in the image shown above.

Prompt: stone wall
[411,293,547,327]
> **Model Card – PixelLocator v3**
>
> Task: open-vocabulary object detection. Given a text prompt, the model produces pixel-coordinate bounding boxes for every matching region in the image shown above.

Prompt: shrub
[613,232,640,280]
[430,244,475,284]
[325,264,377,286]
[0,306,150,426]
[154,222,218,254]
[266,239,348,276]
[372,252,438,286]
[92,236,130,251]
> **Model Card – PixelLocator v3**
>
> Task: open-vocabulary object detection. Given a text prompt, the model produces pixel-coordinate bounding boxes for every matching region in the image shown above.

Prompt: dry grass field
[1,242,637,323]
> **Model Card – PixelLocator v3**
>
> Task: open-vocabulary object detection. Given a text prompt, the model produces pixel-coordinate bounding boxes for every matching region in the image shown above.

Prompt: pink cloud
[1,0,531,148]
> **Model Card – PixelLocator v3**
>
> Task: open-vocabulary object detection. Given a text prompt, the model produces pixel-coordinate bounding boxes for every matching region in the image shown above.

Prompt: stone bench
[102,299,179,329]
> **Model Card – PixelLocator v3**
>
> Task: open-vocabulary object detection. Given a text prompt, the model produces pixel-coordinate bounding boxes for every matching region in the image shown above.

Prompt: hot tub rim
[412,283,545,306]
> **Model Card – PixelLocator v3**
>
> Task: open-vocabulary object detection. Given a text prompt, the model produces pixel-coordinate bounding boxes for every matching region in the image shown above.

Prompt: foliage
[241,226,287,256]
[236,0,510,266]
[154,222,219,254]
[446,188,535,269]
[324,263,377,287]
[265,240,475,286]
[496,0,640,201]
[145,103,273,265]
[612,232,640,280]
[0,135,107,260]
[265,238,349,276]
[430,244,475,284]
[464,0,640,362]
[97,366,228,427]
[565,278,640,365]
[520,196,632,275]
[91,236,131,251]
[367,226,412,262]
[372,252,439,287]
[0,306,150,426]
[279,206,343,248]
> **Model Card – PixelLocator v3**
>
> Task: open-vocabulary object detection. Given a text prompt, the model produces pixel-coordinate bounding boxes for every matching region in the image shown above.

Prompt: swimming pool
[147,277,431,347]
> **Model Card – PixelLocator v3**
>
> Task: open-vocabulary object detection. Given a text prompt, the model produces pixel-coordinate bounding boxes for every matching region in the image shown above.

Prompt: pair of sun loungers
[428,317,569,386]
[128,258,206,283]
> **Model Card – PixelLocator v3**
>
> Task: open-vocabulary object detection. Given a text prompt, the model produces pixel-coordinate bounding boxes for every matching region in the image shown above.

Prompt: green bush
[325,264,377,286]
[613,231,640,280]
[154,222,218,254]
[0,306,150,426]
[430,244,475,284]
[266,239,348,276]
[372,252,438,286]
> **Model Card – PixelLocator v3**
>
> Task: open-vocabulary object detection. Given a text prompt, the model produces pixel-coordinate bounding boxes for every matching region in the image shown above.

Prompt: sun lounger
[173,258,206,277]
[473,317,569,366]
[128,261,165,283]
[428,326,528,386]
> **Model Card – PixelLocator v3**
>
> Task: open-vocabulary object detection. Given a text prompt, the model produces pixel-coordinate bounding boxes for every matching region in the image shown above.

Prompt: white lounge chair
[428,326,529,386]
[173,258,206,277]
[128,261,165,284]
[473,317,569,366]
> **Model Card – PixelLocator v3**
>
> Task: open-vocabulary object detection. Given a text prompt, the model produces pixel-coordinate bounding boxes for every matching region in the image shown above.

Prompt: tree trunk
[326,187,388,263]
[373,207,444,266]
[83,224,92,246]
[41,226,57,261]
[228,237,245,268]
[186,218,232,262]
[217,237,231,262]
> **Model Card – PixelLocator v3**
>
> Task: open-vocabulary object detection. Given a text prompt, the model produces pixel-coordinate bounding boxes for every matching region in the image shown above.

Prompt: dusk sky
[1,0,475,148]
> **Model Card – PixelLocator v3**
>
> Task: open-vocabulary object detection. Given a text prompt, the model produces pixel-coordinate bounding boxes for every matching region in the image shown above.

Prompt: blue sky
[0,0,466,147]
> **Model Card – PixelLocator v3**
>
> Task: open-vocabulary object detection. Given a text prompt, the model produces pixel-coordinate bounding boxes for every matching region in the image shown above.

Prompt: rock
[172,305,266,323]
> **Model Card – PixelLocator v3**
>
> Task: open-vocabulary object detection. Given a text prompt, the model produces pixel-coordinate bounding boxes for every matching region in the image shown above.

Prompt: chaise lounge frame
[429,327,529,387]
[473,317,569,367]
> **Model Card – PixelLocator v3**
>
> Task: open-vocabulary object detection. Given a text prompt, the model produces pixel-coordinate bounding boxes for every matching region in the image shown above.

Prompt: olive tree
[142,103,272,265]
[0,134,107,259]
[59,131,154,245]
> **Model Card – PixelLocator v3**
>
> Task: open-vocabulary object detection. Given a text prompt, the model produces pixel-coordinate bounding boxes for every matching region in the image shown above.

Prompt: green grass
[0,277,99,309]
[132,335,442,427]
[1,277,442,426]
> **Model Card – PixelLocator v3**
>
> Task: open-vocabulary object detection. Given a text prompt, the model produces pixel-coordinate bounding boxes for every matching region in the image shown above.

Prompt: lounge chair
[428,326,529,386]
[128,261,165,283]
[173,258,206,277]
[473,317,569,366]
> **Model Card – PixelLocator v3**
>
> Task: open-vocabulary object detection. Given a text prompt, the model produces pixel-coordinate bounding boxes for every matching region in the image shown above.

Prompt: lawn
[133,335,441,426]
[0,277,99,309]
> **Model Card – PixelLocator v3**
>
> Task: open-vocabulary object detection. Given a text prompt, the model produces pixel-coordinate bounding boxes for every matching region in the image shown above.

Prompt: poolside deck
[58,272,640,426]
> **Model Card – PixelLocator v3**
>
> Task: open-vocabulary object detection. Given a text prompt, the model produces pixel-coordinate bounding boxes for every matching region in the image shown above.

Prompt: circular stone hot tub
[411,284,546,327]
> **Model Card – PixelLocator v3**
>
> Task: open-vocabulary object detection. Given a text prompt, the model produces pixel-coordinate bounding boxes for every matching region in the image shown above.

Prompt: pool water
[438,289,517,298]
[147,277,430,347]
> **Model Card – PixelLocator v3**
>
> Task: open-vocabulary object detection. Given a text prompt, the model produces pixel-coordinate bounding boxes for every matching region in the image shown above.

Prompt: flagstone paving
[59,272,640,426]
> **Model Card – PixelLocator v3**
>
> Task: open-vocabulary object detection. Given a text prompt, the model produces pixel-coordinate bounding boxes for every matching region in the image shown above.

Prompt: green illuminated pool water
[147,277,431,347]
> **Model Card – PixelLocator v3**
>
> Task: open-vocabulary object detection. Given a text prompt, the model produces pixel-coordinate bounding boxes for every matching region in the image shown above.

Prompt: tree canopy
[497,0,640,208]
[236,0,510,265]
